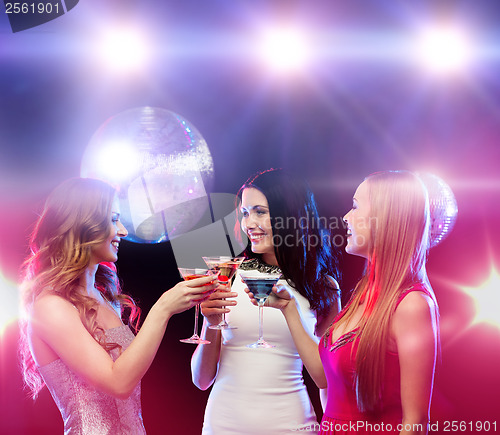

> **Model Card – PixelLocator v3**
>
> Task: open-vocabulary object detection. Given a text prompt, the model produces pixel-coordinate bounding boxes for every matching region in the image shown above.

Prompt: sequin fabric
[38,325,146,435]
[324,328,359,352]
[239,258,281,274]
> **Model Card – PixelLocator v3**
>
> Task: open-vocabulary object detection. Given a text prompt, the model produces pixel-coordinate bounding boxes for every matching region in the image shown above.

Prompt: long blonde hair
[335,170,438,412]
[19,178,140,399]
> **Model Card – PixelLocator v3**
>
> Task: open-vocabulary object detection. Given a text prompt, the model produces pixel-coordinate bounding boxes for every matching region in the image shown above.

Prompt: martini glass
[202,256,244,330]
[178,268,217,344]
[240,271,282,349]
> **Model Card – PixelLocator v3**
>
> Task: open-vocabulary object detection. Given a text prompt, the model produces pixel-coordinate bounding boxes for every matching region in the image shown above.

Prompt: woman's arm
[190,286,238,390]
[392,291,438,435]
[315,277,341,411]
[315,275,342,337]
[31,275,217,400]
[319,388,328,411]
[280,296,327,388]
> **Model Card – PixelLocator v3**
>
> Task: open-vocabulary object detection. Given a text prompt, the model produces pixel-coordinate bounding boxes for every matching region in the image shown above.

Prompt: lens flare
[416,26,471,74]
[0,273,19,337]
[97,27,150,74]
[96,141,141,183]
[460,267,500,329]
[260,27,309,73]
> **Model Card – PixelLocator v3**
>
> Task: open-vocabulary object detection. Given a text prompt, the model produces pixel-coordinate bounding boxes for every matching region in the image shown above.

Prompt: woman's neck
[262,252,278,266]
[79,263,99,298]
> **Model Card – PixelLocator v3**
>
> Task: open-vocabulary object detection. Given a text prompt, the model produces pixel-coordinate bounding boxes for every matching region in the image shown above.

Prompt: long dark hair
[237,168,340,318]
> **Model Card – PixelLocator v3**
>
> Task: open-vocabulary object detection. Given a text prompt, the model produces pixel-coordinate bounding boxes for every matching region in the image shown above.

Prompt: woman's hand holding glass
[156,275,219,318]
[200,282,238,328]
[244,282,293,311]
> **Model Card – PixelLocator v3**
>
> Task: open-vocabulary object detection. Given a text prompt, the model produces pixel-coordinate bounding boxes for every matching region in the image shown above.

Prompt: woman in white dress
[191,169,342,434]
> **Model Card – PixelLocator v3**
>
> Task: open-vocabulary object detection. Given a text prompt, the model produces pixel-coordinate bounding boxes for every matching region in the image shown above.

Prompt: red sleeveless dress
[318,284,429,434]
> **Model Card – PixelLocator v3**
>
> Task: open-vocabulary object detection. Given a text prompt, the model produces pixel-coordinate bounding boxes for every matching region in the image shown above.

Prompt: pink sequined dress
[318,285,430,434]
[38,325,146,435]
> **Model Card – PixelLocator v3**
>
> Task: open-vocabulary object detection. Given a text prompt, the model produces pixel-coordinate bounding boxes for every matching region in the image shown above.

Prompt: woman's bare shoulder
[396,290,436,315]
[393,290,437,334]
[34,291,74,308]
[31,292,79,330]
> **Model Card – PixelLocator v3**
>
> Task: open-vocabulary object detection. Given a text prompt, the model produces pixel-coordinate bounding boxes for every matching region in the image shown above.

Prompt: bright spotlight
[96,142,141,183]
[416,26,471,74]
[260,28,308,73]
[461,267,500,329]
[98,27,150,74]
[0,273,19,336]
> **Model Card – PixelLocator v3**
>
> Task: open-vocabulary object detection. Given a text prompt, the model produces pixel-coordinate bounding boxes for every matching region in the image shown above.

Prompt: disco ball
[80,107,214,243]
[418,173,458,248]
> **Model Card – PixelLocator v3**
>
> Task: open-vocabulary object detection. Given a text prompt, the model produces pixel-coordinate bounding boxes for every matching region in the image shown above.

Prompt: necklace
[239,257,282,274]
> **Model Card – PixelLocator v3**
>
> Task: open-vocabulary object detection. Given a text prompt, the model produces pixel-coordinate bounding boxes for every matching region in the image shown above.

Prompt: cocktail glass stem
[218,282,230,328]
[257,301,265,345]
[193,303,201,339]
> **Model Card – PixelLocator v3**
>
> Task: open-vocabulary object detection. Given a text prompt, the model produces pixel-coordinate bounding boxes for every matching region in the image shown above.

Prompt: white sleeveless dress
[202,262,319,434]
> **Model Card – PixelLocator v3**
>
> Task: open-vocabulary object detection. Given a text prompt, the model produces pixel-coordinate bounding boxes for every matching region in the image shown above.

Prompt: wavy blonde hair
[334,170,438,413]
[19,178,140,399]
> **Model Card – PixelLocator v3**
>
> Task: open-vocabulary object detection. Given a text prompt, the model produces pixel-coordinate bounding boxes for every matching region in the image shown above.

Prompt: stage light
[260,27,308,73]
[461,267,500,329]
[95,141,141,183]
[0,272,18,337]
[416,26,471,74]
[97,27,150,74]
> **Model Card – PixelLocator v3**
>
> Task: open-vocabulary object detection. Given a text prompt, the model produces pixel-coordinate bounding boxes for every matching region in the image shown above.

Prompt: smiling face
[343,180,373,259]
[240,187,277,265]
[90,195,128,265]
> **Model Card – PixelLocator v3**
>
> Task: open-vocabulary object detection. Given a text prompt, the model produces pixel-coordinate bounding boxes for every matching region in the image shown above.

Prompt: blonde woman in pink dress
[256,171,439,435]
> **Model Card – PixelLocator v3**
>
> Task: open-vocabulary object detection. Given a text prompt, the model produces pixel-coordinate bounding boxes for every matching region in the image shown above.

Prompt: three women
[20,169,439,435]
